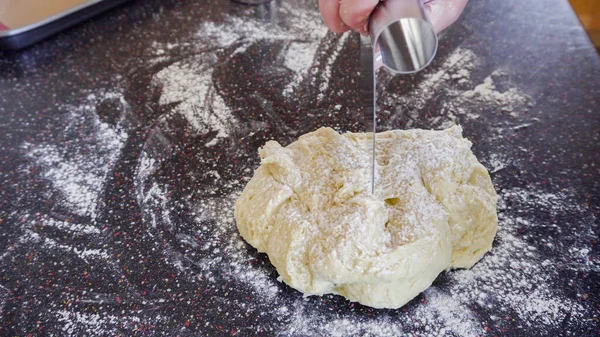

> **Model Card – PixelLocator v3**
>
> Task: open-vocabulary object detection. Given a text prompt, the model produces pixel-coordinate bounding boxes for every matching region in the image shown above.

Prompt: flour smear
[23,91,128,218]
[381,47,532,131]
[151,2,330,146]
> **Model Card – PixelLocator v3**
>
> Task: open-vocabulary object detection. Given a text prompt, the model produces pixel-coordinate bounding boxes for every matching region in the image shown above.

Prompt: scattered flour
[381,47,532,130]
[41,236,112,261]
[444,186,595,330]
[316,33,350,101]
[462,70,528,115]
[24,144,107,215]
[282,40,322,96]
[137,180,282,302]
[56,310,143,335]
[153,56,236,141]
[12,213,111,265]
[152,3,330,145]
[22,92,128,217]
[195,2,327,61]
[486,153,509,174]
[42,217,101,235]
[198,10,325,50]
[284,42,320,73]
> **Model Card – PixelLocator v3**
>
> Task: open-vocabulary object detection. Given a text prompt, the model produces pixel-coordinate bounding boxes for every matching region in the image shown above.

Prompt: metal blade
[360,33,376,194]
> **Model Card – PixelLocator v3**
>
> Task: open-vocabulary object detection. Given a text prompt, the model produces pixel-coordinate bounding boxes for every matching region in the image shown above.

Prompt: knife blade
[360,33,376,194]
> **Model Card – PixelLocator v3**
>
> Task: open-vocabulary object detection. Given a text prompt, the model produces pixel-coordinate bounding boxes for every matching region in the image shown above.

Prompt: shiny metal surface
[359,33,376,193]
[369,0,438,74]
[361,0,438,192]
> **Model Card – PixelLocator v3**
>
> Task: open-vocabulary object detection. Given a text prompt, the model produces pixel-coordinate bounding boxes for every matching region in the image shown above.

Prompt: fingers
[319,0,349,33]
[339,0,380,34]
[319,0,379,34]
[320,0,469,35]
[424,0,469,33]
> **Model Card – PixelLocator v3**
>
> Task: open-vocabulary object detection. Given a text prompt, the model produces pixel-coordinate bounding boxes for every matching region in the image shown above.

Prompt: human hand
[319,0,469,35]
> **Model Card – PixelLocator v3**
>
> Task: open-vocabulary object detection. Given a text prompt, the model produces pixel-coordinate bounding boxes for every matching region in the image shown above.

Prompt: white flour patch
[199,1,326,44]
[56,310,144,335]
[280,287,481,337]
[192,192,281,300]
[44,237,111,260]
[134,151,158,205]
[230,262,281,301]
[0,284,9,312]
[197,2,326,53]
[316,32,350,101]
[24,144,106,215]
[42,217,102,235]
[485,153,510,174]
[381,47,532,130]
[17,229,41,245]
[152,4,329,145]
[153,57,235,141]
[462,70,528,115]
[418,288,481,337]
[197,3,333,100]
[395,47,477,110]
[446,186,592,329]
[282,41,321,96]
[136,151,157,185]
[8,215,110,265]
[22,92,128,217]
[567,246,597,272]
[284,304,404,337]
[284,42,319,73]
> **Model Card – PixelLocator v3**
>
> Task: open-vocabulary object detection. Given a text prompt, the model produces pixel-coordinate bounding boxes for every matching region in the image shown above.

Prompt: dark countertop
[0,0,599,336]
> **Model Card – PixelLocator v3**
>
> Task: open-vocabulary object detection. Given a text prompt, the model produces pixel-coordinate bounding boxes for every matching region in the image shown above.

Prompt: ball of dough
[234,126,497,309]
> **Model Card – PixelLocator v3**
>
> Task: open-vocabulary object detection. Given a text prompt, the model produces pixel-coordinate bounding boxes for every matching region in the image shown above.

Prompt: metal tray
[0,0,131,51]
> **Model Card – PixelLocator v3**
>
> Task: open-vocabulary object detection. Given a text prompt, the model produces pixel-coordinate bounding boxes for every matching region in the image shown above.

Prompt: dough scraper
[360,0,438,193]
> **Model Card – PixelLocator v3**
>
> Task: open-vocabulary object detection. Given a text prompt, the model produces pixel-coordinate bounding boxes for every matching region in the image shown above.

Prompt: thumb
[424,0,469,33]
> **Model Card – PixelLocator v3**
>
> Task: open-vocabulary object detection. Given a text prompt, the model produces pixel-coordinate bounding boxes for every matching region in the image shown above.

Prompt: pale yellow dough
[234,126,498,309]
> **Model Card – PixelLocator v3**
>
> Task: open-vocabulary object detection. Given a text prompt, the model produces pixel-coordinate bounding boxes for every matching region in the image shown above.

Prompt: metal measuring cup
[368,0,438,74]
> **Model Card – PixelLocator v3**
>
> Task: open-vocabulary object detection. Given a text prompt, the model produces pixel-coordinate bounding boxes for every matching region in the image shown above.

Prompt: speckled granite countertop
[0,0,598,336]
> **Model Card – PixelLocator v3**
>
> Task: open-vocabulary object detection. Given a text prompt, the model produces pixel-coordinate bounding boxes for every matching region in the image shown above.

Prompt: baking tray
[0,0,131,51]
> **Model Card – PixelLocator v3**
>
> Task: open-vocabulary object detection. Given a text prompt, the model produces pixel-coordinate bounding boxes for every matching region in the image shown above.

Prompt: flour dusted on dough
[234,126,498,309]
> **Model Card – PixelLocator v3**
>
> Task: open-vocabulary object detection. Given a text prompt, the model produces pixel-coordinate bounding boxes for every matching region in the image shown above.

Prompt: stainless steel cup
[369,0,438,74]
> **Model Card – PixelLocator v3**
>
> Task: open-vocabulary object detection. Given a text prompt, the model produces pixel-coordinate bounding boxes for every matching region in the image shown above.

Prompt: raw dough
[234,126,497,309]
